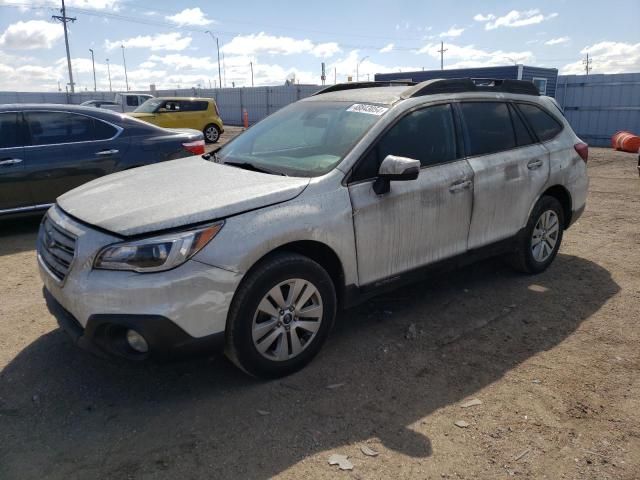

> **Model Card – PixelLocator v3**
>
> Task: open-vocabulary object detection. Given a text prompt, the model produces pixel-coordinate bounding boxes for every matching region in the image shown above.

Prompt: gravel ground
[0,147,638,480]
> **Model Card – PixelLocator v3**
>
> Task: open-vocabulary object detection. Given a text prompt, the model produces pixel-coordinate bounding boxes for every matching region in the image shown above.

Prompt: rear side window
[508,104,534,147]
[352,104,458,181]
[93,119,118,140]
[0,112,21,149]
[25,112,115,145]
[460,102,516,156]
[179,101,209,112]
[517,103,563,142]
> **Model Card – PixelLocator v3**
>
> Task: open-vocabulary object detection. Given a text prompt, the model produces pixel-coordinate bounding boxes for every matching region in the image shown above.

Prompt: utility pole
[205,31,223,90]
[357,55,369,81]
[334,67,337,84]
[121,45,129,91]
[89,48,96,91]
[250,61,254,87]
[52,0,76,93]
[106,58,112,92]
[437,41,448,70]
[583,53,592,75]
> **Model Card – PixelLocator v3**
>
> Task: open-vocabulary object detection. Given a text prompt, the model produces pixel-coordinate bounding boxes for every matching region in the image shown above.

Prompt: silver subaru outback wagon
[38,79,589,378]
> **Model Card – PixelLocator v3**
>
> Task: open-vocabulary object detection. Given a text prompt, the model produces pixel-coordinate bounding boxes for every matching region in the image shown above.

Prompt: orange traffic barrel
[618,132,640,153]
[611,130,627,149]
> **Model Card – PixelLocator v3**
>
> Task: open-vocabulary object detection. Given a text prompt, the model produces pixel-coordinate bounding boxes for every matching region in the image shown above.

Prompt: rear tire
[509,195,564,274]
[204,124,220,143]
[225,252,336,378]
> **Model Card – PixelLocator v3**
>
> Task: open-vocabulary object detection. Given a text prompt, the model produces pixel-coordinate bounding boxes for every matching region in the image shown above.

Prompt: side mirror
[373,155,420,194]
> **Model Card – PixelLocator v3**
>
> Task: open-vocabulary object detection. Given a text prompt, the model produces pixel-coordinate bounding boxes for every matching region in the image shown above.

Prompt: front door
[0,111,31,211]
[23,111,125,205]
[347,104,474,286]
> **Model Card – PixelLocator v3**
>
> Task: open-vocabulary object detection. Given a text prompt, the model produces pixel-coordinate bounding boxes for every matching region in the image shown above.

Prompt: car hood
[57,157,310,236]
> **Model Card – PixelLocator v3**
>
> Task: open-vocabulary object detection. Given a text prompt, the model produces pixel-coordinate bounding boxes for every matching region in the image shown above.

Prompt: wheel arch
[542,185,573,229]
[240,240,347,305]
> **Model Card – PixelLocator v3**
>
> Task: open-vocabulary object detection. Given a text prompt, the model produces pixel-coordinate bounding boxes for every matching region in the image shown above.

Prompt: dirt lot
[0,147,638,480]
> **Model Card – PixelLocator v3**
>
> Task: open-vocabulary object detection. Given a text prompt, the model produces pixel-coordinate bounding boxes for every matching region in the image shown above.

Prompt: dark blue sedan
[0,104,205,217]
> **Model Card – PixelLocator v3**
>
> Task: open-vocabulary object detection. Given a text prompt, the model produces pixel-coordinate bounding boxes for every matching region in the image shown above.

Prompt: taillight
[574,142,588,163]
[182,139,205,155]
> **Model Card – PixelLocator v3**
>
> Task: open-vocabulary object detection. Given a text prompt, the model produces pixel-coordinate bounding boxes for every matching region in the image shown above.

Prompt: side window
[351,104,457,182]
[163,101,180,112]
[25,112,94,145]
[93,119,118,140]
[508,104,534,147]
[0,112,22,149]
[126,96,139,107]
[517,103,563,142]
[179,101,209,112]
[460,102,516,156]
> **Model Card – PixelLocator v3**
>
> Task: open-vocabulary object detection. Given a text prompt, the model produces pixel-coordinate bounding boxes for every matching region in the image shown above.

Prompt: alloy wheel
[531,210,560,262]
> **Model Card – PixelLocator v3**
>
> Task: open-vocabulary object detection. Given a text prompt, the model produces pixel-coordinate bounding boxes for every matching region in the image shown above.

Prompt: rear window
[517,103,563,142]
[460,102,516,156]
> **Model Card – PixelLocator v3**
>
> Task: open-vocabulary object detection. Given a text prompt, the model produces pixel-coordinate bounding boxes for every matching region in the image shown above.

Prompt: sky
[0,0,638,92]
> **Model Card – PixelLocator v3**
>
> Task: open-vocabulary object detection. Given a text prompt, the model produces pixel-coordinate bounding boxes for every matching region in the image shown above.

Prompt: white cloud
[439,26,464,38]
[562,41,640,74]
[165,7,213,27]
[223,32,341,58]
[418,42,533,69]
[105,33,192,51]
[147,54,217,71]
[0,0,120,10]
[545,36,570,46]
[0,20,63,50]
[473,13,495,22]
[326,50,420,83]
[474,10,558,30]
[380,43,394,53]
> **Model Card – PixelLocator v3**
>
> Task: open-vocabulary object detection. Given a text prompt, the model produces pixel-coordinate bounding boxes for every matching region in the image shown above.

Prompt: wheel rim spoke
[257,298,279,318]
[252,318,278,342]
[298,304,322,319]
[287,279,306,307]
[256,327,282,354]
[267,285,287,309]
[275,332,289,360]
[295,285,317,312]
[295,320,321,334]
[289,329,303,356]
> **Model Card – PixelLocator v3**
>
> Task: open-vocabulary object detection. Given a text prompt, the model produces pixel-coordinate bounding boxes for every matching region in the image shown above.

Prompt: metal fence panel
[556,73,640,147]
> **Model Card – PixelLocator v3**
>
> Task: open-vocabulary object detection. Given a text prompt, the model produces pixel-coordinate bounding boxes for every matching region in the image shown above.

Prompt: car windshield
[134,99,164,113]
[216,101,386,177]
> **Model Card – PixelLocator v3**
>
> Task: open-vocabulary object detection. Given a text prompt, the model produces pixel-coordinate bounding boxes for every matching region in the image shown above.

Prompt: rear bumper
[44,288,225,360]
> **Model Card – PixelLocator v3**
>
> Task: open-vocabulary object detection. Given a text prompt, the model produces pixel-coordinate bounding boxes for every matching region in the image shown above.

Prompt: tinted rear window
[25,112,117,145]
[94,119,118,140]
[517,103,563,142]
[0,112,21,149]
[509,104,534,147]
[460,102,516,156]
[179,101,209,112]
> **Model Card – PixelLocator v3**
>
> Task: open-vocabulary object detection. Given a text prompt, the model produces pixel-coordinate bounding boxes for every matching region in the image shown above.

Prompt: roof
[150,97,215,101]
[301,86,407,105]
[0,103,130,122]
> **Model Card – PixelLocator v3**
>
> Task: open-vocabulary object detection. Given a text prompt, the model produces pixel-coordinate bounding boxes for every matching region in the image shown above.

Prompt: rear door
[461,101,550,249]
[178,100,209,130]
[23,111,127,205]
[0,111,31,211]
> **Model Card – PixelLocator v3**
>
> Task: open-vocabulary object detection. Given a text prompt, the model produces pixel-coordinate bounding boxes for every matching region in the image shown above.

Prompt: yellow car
[130,97,224,143]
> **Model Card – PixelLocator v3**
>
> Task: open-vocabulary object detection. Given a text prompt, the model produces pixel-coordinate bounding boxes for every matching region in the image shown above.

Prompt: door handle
[96,149,119,156]
[527,159,544,170]
[449,180,472,193]
[0,158,23,166]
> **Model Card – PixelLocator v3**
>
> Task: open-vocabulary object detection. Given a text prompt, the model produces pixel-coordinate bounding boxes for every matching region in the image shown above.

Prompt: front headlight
[94,222,223,273]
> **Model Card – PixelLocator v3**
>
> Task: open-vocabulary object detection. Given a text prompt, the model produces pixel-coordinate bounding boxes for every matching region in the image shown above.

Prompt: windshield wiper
[223,161,286,176]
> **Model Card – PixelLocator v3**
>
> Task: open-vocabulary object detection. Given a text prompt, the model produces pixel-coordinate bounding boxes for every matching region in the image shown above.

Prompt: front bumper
[44,289,225,360]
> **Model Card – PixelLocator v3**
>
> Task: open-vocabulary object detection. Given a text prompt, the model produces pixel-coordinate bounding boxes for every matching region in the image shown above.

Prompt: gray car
[38,79,589,378]
[0,104,204,217]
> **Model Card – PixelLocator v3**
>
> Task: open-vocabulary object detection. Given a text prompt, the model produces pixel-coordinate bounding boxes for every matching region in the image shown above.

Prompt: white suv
[38,79,589,377]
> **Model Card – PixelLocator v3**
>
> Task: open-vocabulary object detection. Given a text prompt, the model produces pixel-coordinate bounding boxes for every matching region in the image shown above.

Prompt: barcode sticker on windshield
[347,104,389,116]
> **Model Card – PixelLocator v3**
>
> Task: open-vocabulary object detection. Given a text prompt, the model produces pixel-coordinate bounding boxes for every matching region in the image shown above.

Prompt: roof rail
[401,78,540,98]
[313,80,417,96]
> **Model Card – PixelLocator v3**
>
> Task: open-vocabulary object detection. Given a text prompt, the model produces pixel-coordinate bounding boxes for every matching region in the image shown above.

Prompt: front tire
[225,252,337,378]
[203,124,220,143]
[509,195,564,274]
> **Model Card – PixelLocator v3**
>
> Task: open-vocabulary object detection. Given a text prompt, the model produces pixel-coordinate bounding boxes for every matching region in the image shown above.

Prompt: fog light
[126,329,149,353]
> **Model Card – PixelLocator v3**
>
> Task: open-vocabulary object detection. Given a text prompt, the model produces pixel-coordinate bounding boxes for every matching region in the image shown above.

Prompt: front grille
[39,214,77,282]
